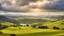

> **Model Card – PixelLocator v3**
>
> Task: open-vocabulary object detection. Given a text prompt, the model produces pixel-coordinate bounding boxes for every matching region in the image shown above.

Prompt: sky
[0,0,64,16]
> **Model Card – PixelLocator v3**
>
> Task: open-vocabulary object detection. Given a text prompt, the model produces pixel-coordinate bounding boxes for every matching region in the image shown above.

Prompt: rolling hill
[0,15,19,24]
[17,18,54,24]
[42,19,64,29]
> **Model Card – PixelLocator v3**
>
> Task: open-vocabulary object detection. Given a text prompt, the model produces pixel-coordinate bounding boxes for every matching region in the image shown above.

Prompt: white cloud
[29,0,64,11]
[0,0,36,12]
[0,12,64,16]
[0,0,64,12]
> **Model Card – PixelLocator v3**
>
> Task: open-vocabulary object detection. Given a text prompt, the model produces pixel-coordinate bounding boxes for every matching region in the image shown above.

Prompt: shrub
[10,34,16,36]
[61,23,64,25]
[31,25,36,28]
[38,26,48,29]
[10,25,17,27]
[0,23,2,26]
[26,24,29,26]
[62,28,64,30]
[3,25,8,28]
[0,25,8,30]
[53,26,60,30]
[0,31,3,34]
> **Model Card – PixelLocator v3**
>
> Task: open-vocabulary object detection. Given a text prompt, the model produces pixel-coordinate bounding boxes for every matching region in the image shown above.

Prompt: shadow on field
[16,31,64,36]
[0,31,64,36]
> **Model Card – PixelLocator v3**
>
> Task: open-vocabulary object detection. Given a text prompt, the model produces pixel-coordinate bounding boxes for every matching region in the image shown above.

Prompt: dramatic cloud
[29,0,64,11]
[0,0,36,12]
[0,0,64,12]
[0,12,64,16]
[2,5,30,12]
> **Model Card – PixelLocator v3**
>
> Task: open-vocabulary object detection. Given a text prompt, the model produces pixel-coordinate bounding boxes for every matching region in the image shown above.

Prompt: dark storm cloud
[0,0,36,12]
[44,0,64,11]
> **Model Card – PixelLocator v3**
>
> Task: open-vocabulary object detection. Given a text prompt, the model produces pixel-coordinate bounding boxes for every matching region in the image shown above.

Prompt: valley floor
[0,27,64,36]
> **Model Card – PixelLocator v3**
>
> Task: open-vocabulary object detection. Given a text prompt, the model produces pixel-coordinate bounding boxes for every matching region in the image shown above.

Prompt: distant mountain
[6,15,64,20]
[0,15,19,24]
[6,15,41,19]
[4,15,64,24]
[48,15,64,20]
[40,15,64,20]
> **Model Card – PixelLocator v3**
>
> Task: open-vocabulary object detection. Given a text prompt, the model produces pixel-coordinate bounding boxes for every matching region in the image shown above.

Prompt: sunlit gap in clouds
[0,0,64,12]
[0,12,64,16]
[0,0,64,16]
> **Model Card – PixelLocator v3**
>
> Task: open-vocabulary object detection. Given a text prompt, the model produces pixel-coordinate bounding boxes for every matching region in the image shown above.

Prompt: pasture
[0,19,64,36]
[0,27,64,36]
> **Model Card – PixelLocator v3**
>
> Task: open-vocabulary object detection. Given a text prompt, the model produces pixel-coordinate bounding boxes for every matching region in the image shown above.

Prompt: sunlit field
[0,19,64,36]
[0,0,64,36]
[0,26,64,36]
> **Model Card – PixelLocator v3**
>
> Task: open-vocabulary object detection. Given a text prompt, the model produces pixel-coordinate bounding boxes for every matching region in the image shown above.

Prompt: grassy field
[0,27,64,36]
[42,19,64,29]
[0,19,64,36]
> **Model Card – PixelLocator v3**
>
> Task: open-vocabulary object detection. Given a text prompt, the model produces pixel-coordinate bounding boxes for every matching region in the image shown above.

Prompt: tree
[0,23,8,30]
[0,23,3,29]
[61,23,64,25]
[31,25,37,28]
[0,31,3,34]
[26,24,29,26]
[10,34,16,36]
[62,28,64,30]
[53,26,60,30]
[38,26,48,29]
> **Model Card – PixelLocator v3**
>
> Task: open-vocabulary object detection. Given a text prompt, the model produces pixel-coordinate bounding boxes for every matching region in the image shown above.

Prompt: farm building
[19,24,31,26]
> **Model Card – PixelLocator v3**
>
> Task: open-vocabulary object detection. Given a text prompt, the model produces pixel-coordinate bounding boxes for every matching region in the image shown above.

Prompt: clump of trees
[61,23,64,25]
[53,26,60,30]
[0,24,8,30]
[26,24,29,26]
[0,31,3,34]
[62,28,64,30]
[10,34,16,36]
[31,25,37,28]
[10,25,17,27]
[38,26,48,29]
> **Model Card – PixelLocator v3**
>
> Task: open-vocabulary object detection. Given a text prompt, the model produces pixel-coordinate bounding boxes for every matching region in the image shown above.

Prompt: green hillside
[42,19,64,29]
[0,19,64,36]
[0,27,64,36]
[17,18,56,24]
[0,21,15,26]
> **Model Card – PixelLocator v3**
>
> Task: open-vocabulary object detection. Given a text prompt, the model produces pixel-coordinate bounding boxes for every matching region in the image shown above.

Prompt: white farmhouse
[20,23,31,26]
[20,24,27,26]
